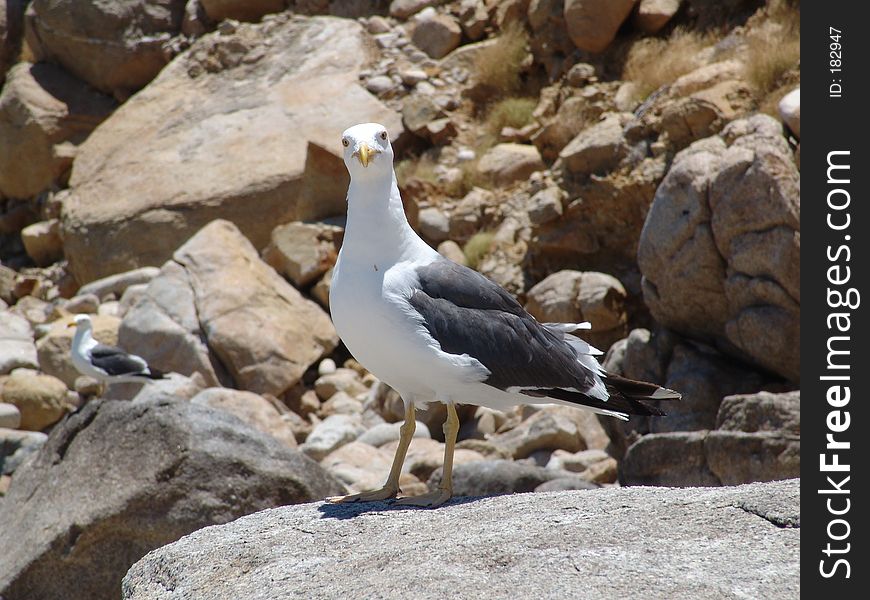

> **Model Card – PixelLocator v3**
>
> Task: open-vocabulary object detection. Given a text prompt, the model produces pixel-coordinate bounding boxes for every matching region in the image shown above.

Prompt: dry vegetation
[462,231,495,269]
[472,23,529,101]
[623,27,717,100]
[485,97,536,134]
[743,0,800,114]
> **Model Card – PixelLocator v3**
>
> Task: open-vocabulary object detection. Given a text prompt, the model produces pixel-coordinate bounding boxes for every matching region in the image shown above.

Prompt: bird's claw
[326,485,399,504]
[393,489,452,508]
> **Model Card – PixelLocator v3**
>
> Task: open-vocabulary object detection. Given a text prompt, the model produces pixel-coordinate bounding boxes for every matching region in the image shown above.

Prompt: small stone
[411,13,461,59]
[64,293,100,314]
[366,75,395,95]
[477,143,545,186]
[534,476,600,493]
[0,403,22,429]
[318,358,337,376]
[489,409,587,459]
[78,267,161,300]
[320,441,392,491]
[367,16,392,34]
[424,118,457,145]
[0,428,48,475]
[300,414,365,461]
[566,63,596,87]
[20,220,63,267]
[399,68,428,86]
[98,301,120,317]
[1,371,69,431]
[546,448,611,473]
[527,187,564,225]
[319,391,363,417]
[417,207,450,244]
[456,148,476,162]
[778,88,800,139]
[314,369,368,401]
[390,0,436,20]
[634,0,683,34]
[436,240,467,266]
[580,457,618,483]
[357,420,432,447]
[261,222,342,288]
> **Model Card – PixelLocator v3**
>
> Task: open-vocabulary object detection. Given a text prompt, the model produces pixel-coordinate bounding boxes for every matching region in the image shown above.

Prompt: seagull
[328,123,680,507]
[69,314,166,390]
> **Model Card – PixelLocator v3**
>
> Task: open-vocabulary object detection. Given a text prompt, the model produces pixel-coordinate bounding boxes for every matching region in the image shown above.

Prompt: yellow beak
[67,322,76,329]
[356,143,374,168]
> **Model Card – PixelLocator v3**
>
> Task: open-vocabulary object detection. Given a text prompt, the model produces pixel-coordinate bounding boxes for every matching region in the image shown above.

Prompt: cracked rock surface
[122,479,799,600]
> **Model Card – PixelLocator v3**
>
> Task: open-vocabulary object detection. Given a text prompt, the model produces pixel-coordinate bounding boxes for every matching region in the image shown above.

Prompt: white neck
[341,172,433,266]
[72,324,94,350]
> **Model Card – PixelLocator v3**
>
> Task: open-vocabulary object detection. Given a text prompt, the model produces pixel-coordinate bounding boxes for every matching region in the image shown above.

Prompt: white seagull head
[68,313,93,331]
[341,122,394,181]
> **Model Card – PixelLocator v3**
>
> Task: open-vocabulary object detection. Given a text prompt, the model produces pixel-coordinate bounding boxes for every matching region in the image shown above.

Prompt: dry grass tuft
[395,155,439,186]
[472,23,529,101]
[485,97,536,135]
[463,231,495,270]
[743,1,800,98]
[623,28,717,100]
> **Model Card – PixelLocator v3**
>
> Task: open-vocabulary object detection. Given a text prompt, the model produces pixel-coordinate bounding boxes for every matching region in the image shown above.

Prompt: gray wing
[90,344,151,377]
[409,260,597,393]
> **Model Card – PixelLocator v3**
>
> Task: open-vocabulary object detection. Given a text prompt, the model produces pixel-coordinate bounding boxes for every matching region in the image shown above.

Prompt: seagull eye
[380,131,388,141]
[342,138,349,147]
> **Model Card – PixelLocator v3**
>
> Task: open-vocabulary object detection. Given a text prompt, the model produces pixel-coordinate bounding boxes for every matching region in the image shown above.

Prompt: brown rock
[314,368,368,401]
[200,0,284,22]
[262,221,342,288]
[489,408,587,459]
[191,387,297,448]
[633,0,682,33]
[558,113,631,175]
[525,270,627,350]
[411,12,461,59]
[120,220,338,396]
[0,312,38,375]
[320,441,392,492]
[621,430,719,486]
[0,62,115,199]
[477,143,545,186]
[0,371,68,431]
[660,80,753,150]
[20,219,63,267]
[24,0,185,98]
[563,0,636,53]
[61,16,402,284]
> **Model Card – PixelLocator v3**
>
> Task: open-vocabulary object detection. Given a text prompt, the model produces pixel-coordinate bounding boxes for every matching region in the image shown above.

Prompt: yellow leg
[395,402,458,508]
[327,403,416,503]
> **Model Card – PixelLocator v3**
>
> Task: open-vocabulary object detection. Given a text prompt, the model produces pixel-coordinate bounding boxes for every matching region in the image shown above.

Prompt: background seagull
[328,123,680,507]
[69,314,166,390]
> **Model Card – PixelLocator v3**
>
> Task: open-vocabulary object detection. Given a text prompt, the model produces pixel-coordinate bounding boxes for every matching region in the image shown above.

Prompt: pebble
[356,420,432,447]
[300,414,365,461]
[318,358,337,377]
[365,75,395,95]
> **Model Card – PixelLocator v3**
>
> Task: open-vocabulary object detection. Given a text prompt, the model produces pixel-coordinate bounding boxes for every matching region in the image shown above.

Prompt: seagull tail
[602,373,681,416]
[142,367,167,380]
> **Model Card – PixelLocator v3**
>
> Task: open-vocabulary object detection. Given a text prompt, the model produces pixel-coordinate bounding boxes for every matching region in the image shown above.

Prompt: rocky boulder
[621,390,800,486]
[0,396,344,600]
[23,0,185,98]
[0,62,116,199]
[61,15,402,283]
[638,115,800,381]
[563,0,636,53]
[262,221,343,288]
[120,220,339,396]
[122,479,799,600]
[525,270,627,350]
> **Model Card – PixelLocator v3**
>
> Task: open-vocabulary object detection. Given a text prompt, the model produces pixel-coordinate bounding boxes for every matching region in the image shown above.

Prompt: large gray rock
[120,220,339,396]
[24,0,185,98]
[638,115,800,381]
[0,62,116,199]
[0,396,344,600]
[122,479,800,600]
[621,391,800,487]
[61,15,402,283]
